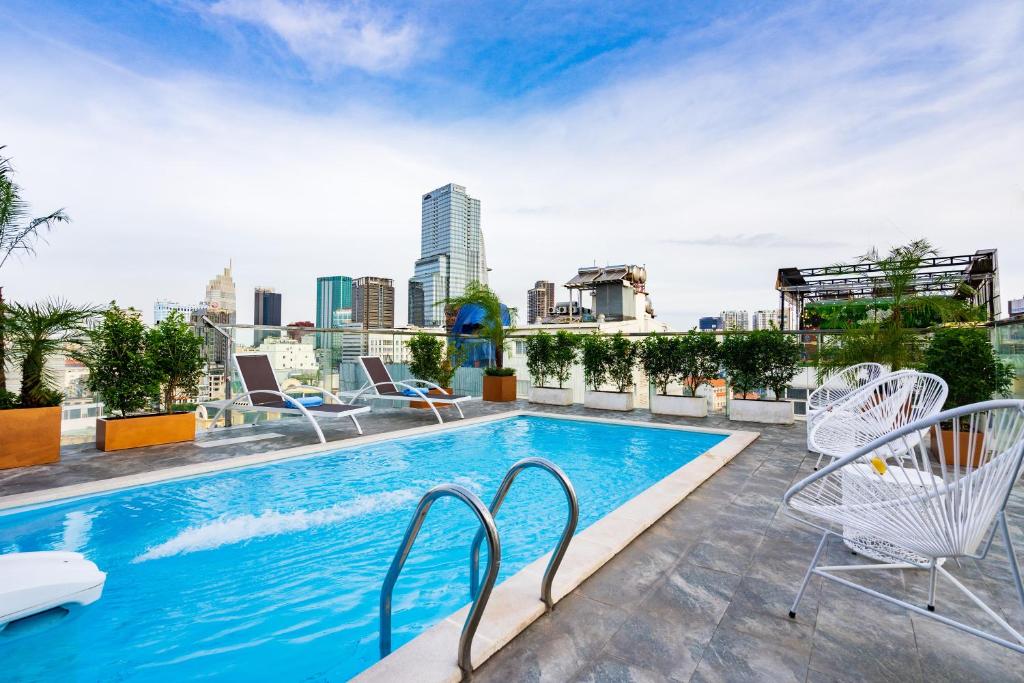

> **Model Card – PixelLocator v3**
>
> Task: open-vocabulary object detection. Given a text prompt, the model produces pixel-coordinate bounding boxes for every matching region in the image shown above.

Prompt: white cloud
[207,0,424,75]
[1,2,1022,330]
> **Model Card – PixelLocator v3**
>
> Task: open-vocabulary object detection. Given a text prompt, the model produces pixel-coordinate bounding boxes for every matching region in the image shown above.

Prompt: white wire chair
[806,362,887,455]
[808,370,948,470]
[785,400,1024,653]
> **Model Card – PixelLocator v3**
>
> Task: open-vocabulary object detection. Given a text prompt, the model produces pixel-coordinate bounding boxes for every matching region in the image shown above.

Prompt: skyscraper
[527,280,556,324]
[205,263,236,320]
[353,276,395,329]
[316,275,352,348]
[408,183,487,327]
[253,287,282,345]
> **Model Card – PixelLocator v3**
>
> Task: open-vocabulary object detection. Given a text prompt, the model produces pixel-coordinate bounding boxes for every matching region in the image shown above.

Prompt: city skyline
[2,2,1022,329]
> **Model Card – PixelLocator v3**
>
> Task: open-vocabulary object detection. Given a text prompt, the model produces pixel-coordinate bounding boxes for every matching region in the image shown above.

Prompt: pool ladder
[378,457,579,679]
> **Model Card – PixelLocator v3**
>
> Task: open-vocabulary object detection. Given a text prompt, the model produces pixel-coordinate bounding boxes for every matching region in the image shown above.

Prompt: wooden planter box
[0,406,61,469]
[729,398,794,424]
[930,428,986,468]
[97,412,196,452]
[410,388,454,410]
[529,387,573,406]
[483,374,516,402]
[584,390,635,411]
[651,394,707,418]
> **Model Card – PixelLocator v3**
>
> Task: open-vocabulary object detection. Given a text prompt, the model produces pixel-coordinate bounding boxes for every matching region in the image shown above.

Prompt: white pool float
[0,551,106,629]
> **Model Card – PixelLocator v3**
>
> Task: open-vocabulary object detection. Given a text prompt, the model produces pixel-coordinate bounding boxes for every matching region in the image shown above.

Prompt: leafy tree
[408,332,444,385]
[85,303,160,417]
[720,333,760,399]
[755,329,801,400]
[581,334,609,391]
[5,300,93,408]
[606,332,637,393]
[550,331,581,389]
[146,310,204,413]
[923,327,1014,410]
[0,147,70,391]
[436,341,469,389]
[678,331,721,397]
[525,331,553,387]
[444,282,517,370]
[638,333,681,395]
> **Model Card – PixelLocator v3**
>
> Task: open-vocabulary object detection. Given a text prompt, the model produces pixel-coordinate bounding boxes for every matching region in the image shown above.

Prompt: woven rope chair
[808,370,948,470]
[785,400,1024,653]
[806,362,887,456]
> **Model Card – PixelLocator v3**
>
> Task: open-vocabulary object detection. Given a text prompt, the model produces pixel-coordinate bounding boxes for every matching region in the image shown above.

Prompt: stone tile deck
[2,401,1023,682]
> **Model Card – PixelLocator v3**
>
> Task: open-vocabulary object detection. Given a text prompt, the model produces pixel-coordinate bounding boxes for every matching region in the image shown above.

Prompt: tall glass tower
[408,183,487,327]
[316,275,352,347]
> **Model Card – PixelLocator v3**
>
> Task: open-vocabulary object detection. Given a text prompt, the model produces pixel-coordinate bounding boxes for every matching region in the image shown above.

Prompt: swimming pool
[0,415,729,682]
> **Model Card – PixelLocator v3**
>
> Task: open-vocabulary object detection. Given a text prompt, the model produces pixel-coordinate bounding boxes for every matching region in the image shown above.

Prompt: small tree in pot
[757,329,801,402]
[445,282,517,402]
[525,331,553,389]
[86,303,159,419]
[408,332,444,386]
[584,332,636,411]
[581,333,609,392]
[722,330,797,424]
[436,342,469,392]
[656,331,720,417]
[923,326,1014,465]
[528,331,579,406]
[146,310,204,413]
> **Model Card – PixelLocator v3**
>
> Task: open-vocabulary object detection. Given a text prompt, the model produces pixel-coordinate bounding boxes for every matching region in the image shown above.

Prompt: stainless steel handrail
[379,484,500,678]
[469,457,579,611]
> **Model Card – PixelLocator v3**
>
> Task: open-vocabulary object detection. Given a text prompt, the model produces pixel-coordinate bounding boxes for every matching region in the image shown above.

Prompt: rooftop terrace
[4,402,1022,682]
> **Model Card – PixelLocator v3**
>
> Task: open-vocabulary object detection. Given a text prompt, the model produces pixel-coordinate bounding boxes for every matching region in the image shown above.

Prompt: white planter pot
[729,399,794,424]
[529,386,574,406]
[584,390,635,411]
[651,394,707,418]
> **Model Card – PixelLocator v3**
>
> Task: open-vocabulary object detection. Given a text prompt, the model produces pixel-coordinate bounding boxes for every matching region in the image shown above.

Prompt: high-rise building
[408,183,487,327]
[1009,297,1024,318]
[527,281,556,324]
[316,275,352,351]
[205,263,236,320]
[699,316,724,331]
[154,300,205,325]
[751,309,781,331]
[353,276,395,329]
[721,310,749,331]
[253,287,282,345]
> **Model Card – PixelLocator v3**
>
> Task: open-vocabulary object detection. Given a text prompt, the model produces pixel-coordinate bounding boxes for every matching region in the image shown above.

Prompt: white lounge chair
[203,353,370,443]
[807,362,887,457]
[341,356,478,424]
[785,399,1024,654]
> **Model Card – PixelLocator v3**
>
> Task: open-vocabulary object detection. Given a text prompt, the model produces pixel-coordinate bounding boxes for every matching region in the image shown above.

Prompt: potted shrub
[88,305,201,451]
[446,282,518,402]
[642,332,719,418]
[723,330,799,424]
[583,332,636,411]
[408,332,443,408]
[923,326,1014,465]
[528,331,579,406]
[0,300,92,468]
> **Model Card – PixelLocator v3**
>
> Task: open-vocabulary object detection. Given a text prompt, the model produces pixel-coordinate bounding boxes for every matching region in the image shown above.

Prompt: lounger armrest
[291,385,347,405]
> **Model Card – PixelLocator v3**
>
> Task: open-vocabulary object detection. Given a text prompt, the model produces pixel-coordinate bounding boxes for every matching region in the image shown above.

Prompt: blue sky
[1,1,1022,327]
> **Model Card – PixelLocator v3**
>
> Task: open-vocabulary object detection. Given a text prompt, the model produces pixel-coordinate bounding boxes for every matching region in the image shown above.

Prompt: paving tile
[577,529,683,610]
[572,654,672,683]
[686,528,765,575]
[603,612,710,682]
[689,626,809,683]
[911,613,1024,683]
[639,562,743,630]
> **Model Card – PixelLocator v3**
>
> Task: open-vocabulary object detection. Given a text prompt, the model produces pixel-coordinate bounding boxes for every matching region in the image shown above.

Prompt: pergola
[775,249,1000,330]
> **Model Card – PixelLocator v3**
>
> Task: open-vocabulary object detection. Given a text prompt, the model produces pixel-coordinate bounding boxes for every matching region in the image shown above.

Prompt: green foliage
[923,327,1014,410]
[146,310,204,414]
[550,331,581,388]
[720,333,760,398]
[408,332,444,385]
[606,332,637,393]
[0,387,18,409]
[5,299,93,408]
[85,303,160,418]
[580,334,609,390]
[485,366,514,376]
[436,342,469,388]
[678,331,721,397]
[638,334,681,395]
[525,331,553,387]
[756,329,802,400]
[444,282,516,369]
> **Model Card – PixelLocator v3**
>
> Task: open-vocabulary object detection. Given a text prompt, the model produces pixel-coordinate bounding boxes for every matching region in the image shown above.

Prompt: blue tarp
[449,303,512,367]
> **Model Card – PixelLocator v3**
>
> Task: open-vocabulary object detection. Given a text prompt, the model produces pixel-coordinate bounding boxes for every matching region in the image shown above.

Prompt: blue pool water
[0,416,725,682]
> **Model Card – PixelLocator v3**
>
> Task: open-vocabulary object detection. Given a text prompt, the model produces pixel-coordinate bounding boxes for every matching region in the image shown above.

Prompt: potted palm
[527,330,579,406]
[0,300,93,468]
[923,326,1014,465]
[724,330,799,424]
[89,306,202,451]
[446,282,517,402]
[583,332,636,411]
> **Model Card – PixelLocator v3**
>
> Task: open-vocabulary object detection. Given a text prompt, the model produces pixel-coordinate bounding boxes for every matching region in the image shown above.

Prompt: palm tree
[0,146,70,390]
[5,300,94,408]
[444,282,517,369]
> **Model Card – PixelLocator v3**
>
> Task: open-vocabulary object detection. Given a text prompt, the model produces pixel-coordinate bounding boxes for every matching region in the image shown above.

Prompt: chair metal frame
[806,362,887,457]
[341,357,477,424]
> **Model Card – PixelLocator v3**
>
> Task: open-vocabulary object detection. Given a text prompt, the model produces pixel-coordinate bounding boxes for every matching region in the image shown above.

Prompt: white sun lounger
[339,356,478,424]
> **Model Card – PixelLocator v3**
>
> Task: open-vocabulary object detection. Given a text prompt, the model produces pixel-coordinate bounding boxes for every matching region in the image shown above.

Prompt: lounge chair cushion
[286,396,324,409]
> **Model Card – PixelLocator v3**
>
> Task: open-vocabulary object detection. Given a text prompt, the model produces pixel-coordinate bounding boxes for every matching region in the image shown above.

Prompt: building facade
[751,309,781,330]
[527,280,556,324]
[154,300,205,325]
[205,263,236,320]
[253,287,282,345]
[721,310,750,331]
[316,275,353,342]
[353,276,395,329]
[699,316,724,331]
[408,183,487,327]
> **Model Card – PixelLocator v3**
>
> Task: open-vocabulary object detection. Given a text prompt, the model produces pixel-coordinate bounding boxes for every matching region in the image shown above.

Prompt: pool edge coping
[350,415,759,683]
